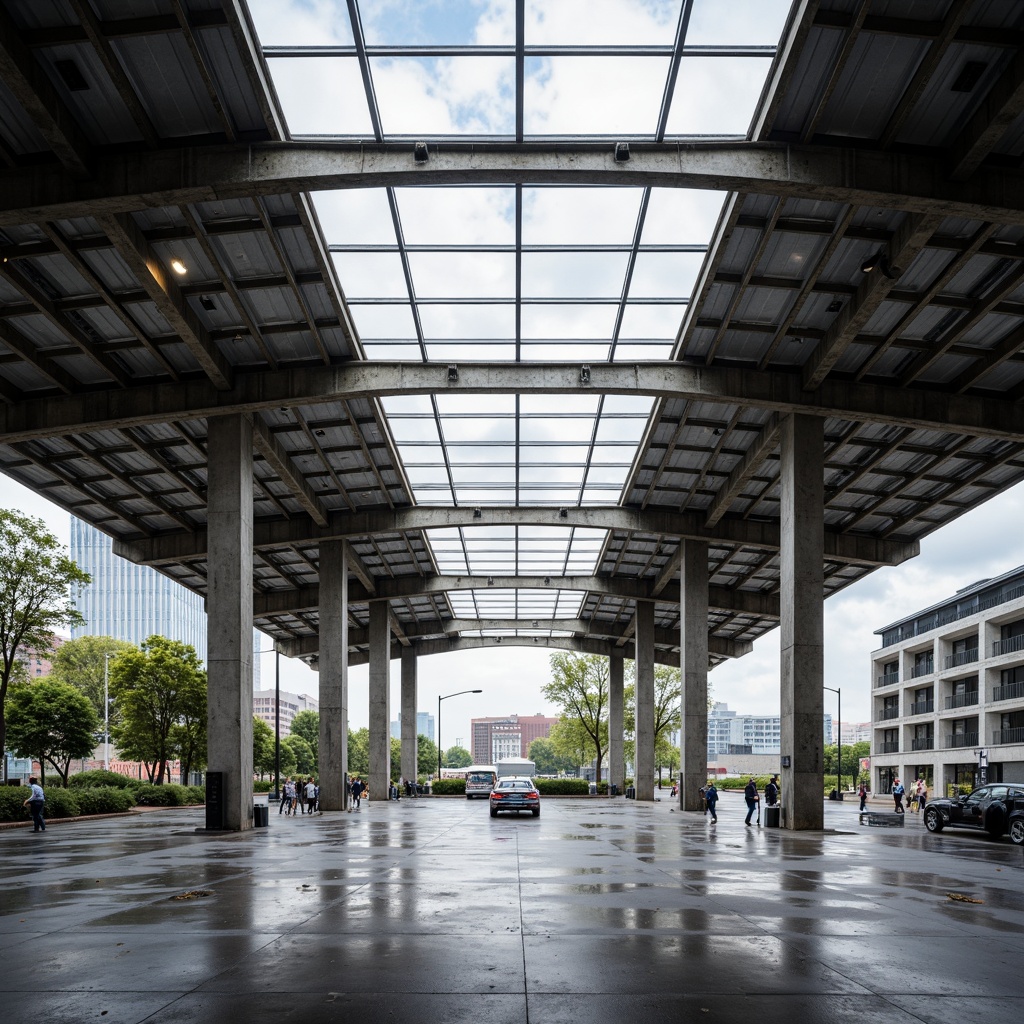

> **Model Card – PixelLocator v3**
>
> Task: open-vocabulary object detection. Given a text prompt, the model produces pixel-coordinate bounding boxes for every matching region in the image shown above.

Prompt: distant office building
[16,636,65,678]
[471,714,558,765]
[708,703,833,755]
[70,518,262,686]
[840,722,872,745]
[390,711,435,743]
[253,690,319,737]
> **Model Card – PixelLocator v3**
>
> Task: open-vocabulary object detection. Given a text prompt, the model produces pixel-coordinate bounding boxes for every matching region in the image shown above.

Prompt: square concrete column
[206,414,254,831]
[608,652,625,796]
[779,414,825,831]
[634,599,656,801]
[318,540,348,811]
[680,540,709,811]
[401,647,418,789]
[368,600,391,802]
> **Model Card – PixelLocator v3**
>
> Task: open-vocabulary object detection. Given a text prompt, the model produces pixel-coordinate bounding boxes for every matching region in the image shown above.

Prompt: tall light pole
[825,686,841,794]
[257,647,282,801]
[437,689,482,781]
[103,653,111,771]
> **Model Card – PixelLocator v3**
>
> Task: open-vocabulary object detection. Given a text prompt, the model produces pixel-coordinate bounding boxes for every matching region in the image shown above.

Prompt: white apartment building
[871,566,1024,797]
[253,690,319,737]
[708,703,833,755]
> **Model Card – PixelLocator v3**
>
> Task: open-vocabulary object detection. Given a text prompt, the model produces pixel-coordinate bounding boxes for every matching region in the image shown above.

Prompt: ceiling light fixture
[614,141,630,162]
[487,576,494,585]
[559,508,568,518]
[170,257,188,276]
[314,429,325,438]
[414,141,429,163]
[473,507,482,518]
[199,295,216,311]
[544,576,551,585]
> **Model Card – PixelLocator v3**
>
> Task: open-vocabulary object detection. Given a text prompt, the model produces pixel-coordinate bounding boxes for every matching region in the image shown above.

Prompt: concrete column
[368,600,391,802]
[779,414,825,831]
[318,540,348,811]
[401,647,418,789]
[634,599,656,801]
[206,414,254,831]
[608,652,625,795]
[681,540,709,811]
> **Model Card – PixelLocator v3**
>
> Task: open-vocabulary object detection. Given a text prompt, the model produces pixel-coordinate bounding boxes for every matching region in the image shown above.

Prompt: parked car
[923,784,1024,839]
[489,776,540,818]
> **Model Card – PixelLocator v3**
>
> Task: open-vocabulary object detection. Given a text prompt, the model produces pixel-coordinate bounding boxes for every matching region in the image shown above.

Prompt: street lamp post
[437,689,482,781]
[825,685,841,795]
[257,647,282,801]
[103,653,111,771]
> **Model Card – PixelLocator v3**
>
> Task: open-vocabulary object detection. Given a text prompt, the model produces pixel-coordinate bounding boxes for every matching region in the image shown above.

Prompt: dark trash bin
[626,785,636,799]
[764,805,781,828]
[253,804,269,827]
[610,784,618,797]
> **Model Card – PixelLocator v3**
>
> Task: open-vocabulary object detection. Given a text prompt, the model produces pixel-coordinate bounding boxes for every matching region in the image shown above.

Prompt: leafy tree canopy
[348,727,369,776]
[528,736,577,776]
[542,653,610,781]
[290,710,319,766]
[283,733,315,776]
[443,744,472,769]
[48,635,136,722]
[417,734,438,776]
[253,716,275,778]
[7,679,98,786]
[0,509,90,779]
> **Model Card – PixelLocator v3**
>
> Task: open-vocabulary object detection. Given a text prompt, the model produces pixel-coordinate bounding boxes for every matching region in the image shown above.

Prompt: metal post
[103,653,110,771]
[437,689,483,782]
[274,650,281,801]
[825,685,841,794]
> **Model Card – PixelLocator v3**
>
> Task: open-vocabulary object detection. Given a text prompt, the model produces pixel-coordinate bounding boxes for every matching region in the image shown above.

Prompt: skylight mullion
[608,188,652,362]
[515,0,525,143]
[345,0,383,141]
[656,0,694,142]
[262,44,774,58]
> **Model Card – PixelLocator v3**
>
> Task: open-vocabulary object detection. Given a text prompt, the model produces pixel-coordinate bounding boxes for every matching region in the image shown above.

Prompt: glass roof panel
[361,0,513,45]
[408,252,516,299]
[332,252,409,298]
[248,0,353,45]
[627,251,705,299]
[522,188,640,244]
[372,57,515,136]
[315,189,397,245]
[346,303,418,339]
[520,303,618,340]
[524,0,682,45]
[436,393,516,416]
[521,252,629,299]
[267,58,373,135]
[617,303,688,339]
[687,0,792,45]
[524,57,669,136]
[396,188,515,245]
[665,57,774,136]
[418,303,516,339]
[642,188,726,244]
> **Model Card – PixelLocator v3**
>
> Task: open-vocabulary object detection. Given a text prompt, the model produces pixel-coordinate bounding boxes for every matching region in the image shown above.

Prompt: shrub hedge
[130,782,192,806]
[68,769,136,790]
[431,778,465,795]
[254,780,274,793]
[69,787,137,816]
[534,778,589,795]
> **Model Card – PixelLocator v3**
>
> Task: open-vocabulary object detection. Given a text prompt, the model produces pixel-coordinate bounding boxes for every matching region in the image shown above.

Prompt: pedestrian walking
[765,775,779,807]
[23,776,45,832]
[704,781,719,823]
[304,777,317,814]
[283,777,296,814]
[892,777,905,814]
[744,777,760,826]
[350,776,364,809]
[296,777,306,814]
[916,778,927,812]
[279,777,292,814]
[858,782,867,812]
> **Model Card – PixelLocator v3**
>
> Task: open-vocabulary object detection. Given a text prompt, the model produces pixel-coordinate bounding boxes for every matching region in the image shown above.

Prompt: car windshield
[498,781,533,790]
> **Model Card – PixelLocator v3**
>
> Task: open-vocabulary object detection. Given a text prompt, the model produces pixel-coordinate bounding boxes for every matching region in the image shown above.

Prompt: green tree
[283,733,315,776]
[549,715,600,774]
[348,727,369,775]
[290,710,319,767]
[253,716,275,779]
[542,652,609,782]
[6,679,98,786]
[528,736,576,775]
[109,635,206,784]
[624,664,681,746]
[443,743,472,769]
[417,734,438,776]
[46,635,135,723]
[655,732,679,787]
[824,740,869,789]
[390,736,402,782]
[0,510,90,781]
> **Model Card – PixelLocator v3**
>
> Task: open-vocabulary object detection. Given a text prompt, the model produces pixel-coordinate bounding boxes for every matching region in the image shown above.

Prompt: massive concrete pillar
[634,599,656,801]
[608,652,625,796]
[401,647,418,788]
[779,414,825,831]
[368,600,391,802]
[318,540,348,811]
[206,414,254,831]
[680,540,709,811]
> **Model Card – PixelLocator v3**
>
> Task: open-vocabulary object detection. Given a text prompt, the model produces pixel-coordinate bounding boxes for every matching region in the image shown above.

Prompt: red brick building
[471,714,558,765]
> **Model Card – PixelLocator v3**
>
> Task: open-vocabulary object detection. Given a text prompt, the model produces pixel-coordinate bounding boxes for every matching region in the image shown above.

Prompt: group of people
[697,774,780,825]
[891,776,928,814]
[279,776,320,815]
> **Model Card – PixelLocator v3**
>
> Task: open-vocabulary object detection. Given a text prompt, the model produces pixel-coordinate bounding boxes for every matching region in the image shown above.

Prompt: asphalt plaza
[2,793,1022,1024]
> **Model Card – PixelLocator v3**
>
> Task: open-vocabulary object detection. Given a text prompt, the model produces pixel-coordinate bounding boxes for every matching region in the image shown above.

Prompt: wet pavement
[2,792,1022,1023]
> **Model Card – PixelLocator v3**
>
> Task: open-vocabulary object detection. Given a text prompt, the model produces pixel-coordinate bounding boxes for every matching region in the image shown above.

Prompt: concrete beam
[251,575,780,620]
[5,361,1018,449]
[252,419,328,527]
[9,140,1024,225]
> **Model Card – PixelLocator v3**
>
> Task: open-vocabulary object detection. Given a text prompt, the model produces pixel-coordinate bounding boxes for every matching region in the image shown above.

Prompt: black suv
[923,784,1024,841]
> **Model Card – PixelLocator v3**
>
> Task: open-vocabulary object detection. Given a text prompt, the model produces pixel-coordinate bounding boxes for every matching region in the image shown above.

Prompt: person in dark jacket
[704,781,719,823]
[765,775,779,806]
[744,778,760,825]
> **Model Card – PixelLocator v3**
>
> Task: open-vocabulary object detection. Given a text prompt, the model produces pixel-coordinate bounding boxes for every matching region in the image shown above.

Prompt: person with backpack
[765,775,779,807]
[704,781,719,823]
[858,782,868,812]
[350,776,365,809]
[280,777,294,815]
[744,778,760,826]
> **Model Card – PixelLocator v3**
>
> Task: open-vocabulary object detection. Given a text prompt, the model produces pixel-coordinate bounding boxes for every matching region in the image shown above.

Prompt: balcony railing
[993,681,1024,702]
[875,671,899,689]
[944,732,979,749]
[909,700,934,715]
[911,736,935,751]
[881,706,900,720]
[993,727,1024,745]
[879,741,900,753]
[944,648,978,670]
[910,662,934,679]
[944,691,979,710]
[992,632,1024,657]
[881,584,1024,648]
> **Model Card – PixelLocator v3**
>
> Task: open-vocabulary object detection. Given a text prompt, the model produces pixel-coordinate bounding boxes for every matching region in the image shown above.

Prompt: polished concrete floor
[2,792,1022,1024]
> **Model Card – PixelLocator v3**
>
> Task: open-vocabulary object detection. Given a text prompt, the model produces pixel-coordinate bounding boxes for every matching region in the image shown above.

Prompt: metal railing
[909,700,934,715]
[875,671,899,689]
[993,727,1024,745]
[992,632,1024,657]
[881,583,1024,648]
[911,736,935,751]
[910,661,934,679]
[993,681,1024,702]
[943,648,978,669]
[944,732,979,749]
[944,691,979,710]
[881,706,900,720]
[879,741,900,753]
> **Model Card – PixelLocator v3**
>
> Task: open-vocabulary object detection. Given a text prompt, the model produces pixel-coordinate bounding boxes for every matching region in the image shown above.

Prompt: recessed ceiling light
[170,257,187,276]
